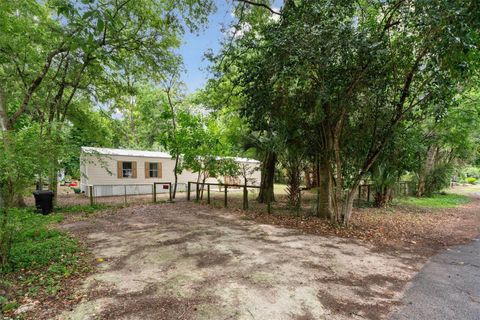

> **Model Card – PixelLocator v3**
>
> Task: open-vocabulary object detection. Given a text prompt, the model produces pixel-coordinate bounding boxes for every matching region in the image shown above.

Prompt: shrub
[424,164,454,196]
[1,208,79,273]
[0,208,87,315]
[466,177,477,184]
[461,166,480,180]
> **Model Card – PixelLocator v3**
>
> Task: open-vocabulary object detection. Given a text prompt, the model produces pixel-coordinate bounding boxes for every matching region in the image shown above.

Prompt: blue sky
[178,1,282,93]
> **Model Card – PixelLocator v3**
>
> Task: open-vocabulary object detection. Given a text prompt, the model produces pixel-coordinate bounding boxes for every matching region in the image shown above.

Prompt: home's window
[149,163,158,178]
[122,162,133,178]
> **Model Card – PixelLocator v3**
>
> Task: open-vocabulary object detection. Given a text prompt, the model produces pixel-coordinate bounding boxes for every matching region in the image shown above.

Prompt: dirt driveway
[56,202,423,320]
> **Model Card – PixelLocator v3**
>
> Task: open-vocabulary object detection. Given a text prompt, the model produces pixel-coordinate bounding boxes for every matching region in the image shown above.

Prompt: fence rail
[153,182,173,202]
[88,182,186,205]
[186,180,417,214]
[84,180,416,214]
[354,181,416,204]
[187,181,262,211]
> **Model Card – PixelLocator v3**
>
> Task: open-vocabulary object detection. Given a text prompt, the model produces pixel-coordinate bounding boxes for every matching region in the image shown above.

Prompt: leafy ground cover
[240,188,480,256]
[395,193,470,208]
[55,203,110,214]
[0,205,106,318]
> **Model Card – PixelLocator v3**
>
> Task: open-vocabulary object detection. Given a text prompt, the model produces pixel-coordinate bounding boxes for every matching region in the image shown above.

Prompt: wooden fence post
[207,184,210,204]
[89,186,94,206]
[243,185,248,210]
[124,185,127,205]
[196,183,199,202]
[153,183,157,203]
[187,182,191,201]
[169,183,172,202]
[224,185,228,208]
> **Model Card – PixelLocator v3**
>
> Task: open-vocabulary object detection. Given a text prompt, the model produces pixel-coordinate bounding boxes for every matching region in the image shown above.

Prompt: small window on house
[122,162,133,178]
[149,163,158,178]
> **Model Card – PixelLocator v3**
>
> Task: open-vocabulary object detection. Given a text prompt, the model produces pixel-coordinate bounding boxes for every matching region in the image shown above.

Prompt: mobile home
[80,147,261,196]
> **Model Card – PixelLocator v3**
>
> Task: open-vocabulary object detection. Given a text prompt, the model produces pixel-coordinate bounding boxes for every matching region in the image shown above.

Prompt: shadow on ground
[52,202,424,320]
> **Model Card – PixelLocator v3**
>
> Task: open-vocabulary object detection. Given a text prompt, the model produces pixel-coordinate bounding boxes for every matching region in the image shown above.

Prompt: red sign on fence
[163,184,169,189]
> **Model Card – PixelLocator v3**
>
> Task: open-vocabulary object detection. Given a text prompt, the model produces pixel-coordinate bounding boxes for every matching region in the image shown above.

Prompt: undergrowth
[395,193,470,208]
[0,208,91,315]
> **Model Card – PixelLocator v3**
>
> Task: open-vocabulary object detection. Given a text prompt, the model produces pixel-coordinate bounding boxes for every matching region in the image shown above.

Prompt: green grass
[396,193,470,208]
[0,208,90,314]
[55,203,110,214]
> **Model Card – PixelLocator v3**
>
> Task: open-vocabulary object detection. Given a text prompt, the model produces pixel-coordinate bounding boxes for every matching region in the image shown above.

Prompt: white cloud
[227,22,252,39]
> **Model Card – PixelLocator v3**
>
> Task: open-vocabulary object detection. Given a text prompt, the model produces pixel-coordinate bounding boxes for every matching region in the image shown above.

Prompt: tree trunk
[200,176,207,200]
[331,131,344,225]
[0,88,7,132]
[0,88,9,210]
[374,187,392,208]
[387,187,394,202]
[317,155,332,219]
[416,146,437,197]
[257,151,276,203]
[49,160,58,207]
[341,187,357,227]
[0,206,10,268]
[172,154,179,199]
[15,195,27,208]
[166,77,180,200]
[286,156,301,211]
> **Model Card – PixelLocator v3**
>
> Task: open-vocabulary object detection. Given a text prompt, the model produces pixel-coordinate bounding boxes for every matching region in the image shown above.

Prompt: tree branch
[235,0,281,15]
[0,86,8,131]
[9,46,67,127]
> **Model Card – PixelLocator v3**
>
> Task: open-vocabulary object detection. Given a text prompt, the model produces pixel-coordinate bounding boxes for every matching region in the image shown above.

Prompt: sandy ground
[53,202,424,320]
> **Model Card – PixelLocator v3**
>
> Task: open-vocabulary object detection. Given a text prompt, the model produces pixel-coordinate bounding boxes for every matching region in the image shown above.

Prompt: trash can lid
[33,190,54,196]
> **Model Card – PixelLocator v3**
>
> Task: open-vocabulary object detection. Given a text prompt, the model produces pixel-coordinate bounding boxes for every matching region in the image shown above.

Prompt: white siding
[80,150,261,196]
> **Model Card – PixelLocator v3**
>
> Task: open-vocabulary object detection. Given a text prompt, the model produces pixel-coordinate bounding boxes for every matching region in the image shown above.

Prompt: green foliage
[62,101,117,178]
[0,0,214,207]
[0,208,89,314]
[424,164,455,196]
[212,0,479,224]
[1,208,81,273]
[466,177,477,185]
[0,125,50,206]
[55,204,109,214]
[397,193,470,209]
[460,166,480,181]
[1,299,19,313]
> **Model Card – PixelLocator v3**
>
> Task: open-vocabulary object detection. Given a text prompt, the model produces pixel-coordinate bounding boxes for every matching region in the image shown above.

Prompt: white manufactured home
[80,147,261,196]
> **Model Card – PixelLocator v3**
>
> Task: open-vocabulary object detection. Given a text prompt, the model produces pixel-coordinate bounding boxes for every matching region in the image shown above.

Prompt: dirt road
[52,202,424,320]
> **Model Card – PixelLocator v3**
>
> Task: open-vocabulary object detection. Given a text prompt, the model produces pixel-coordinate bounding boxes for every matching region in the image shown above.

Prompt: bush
[461,166,480,180]
[424,164,454,196]
[466,177,477,184]
[0,208,87,315]
[1,208,80,273]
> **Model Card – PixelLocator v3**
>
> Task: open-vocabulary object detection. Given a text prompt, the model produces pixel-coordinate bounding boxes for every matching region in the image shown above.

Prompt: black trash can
[33,190,54,215]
